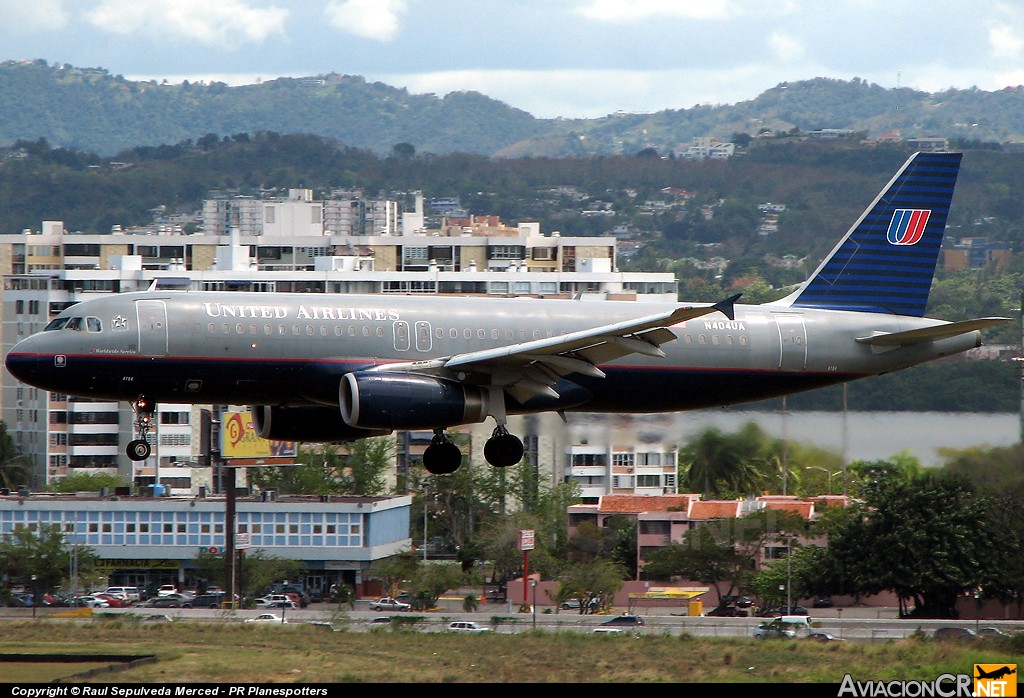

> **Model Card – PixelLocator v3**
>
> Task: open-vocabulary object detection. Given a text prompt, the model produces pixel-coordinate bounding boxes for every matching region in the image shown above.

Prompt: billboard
[221,409,297,462]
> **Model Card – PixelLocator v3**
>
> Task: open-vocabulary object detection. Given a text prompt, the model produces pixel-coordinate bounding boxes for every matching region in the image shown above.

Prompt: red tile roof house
[552,493,899,611]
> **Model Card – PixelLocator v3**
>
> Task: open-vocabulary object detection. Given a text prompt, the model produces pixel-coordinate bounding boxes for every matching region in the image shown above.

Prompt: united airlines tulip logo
[887,209,931,245]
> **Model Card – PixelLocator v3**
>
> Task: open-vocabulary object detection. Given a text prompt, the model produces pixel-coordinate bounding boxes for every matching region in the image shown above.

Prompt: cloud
[576,0,739,22]
[84,0,289,47]
[325,0,407,41]
[767,33,806,64]
[0,0,70,33]
[989,26,1024,60]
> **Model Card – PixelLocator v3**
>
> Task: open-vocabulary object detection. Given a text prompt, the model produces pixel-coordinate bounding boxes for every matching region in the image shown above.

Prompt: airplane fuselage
[6,289,981,415]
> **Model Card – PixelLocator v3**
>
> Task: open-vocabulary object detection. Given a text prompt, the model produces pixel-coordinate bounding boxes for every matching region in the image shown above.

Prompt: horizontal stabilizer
[855,317,1011,347]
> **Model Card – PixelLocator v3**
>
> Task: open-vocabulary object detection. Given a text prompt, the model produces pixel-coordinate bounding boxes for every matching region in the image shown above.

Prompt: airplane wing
[855,317,1011,347]
[370,294,740,403]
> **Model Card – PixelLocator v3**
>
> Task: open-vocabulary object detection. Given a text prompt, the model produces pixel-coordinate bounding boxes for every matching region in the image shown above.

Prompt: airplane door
[775,314,807,371]
[414,321,432,352]
[137,300,169,357]
[393,321,410,351]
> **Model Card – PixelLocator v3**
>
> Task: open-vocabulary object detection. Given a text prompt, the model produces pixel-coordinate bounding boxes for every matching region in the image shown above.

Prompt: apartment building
[568,493,849,573]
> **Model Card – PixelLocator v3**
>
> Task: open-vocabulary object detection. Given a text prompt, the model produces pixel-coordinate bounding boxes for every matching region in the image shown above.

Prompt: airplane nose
[5,347,39,384]
[5,336,46,386]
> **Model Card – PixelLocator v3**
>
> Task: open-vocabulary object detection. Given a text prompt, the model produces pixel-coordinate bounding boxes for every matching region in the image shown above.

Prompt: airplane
[4,151,1011,475]
[975,666,1016,681]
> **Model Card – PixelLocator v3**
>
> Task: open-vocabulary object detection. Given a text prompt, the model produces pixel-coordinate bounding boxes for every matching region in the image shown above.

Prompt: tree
[344,437,394,495]
[679,422,777,497]
[0,527,98,603]
[0,422,31,490]
[249,437,394,496]
[641,526,752,606]
[192,549,305,604]
[391,142,416,160]
[408,562,466,610]
[554,560,626,614]
[812,470,995,618]
[45,471,127,493]
[368,551,420,598]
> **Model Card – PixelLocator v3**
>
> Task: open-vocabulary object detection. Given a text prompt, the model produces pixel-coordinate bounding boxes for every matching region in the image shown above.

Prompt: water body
[565,410,1021,468]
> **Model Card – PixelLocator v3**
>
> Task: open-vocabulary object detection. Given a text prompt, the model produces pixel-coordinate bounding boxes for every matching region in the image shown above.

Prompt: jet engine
[251,405,391,442]
[340,372,489,430]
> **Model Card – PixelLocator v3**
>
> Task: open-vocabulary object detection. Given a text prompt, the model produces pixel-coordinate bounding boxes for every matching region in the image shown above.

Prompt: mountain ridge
[3,59,1024,157]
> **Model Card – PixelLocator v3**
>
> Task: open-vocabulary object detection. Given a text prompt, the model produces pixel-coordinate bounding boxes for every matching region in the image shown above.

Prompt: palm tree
[0,422,31,490]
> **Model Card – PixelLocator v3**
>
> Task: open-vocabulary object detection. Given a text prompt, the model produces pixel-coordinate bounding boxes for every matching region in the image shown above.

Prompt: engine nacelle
[251,405,391,443]
[340,372,488,430]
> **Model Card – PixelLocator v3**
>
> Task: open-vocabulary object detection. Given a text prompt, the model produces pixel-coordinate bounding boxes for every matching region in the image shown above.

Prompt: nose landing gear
[127,397,155,461]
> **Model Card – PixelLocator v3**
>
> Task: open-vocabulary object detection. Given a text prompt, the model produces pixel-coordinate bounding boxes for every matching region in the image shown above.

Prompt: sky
[3,0,1024,119]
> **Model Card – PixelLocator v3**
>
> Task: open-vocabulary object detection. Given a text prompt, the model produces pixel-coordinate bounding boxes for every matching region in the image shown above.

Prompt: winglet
[713,293,741,321]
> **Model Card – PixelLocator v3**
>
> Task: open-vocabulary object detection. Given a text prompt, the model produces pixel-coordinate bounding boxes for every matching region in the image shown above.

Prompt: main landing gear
[127,397,155,461]
[421,425,525,476]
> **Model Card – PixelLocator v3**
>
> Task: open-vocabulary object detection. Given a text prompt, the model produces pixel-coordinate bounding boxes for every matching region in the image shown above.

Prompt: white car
[370,597,411,612]
[245,613,287,624]
[446,621,490,633]
[157,584,178,597]
[73,595,109,608]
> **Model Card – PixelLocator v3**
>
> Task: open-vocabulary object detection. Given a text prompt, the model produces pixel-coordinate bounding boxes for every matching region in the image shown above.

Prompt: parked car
[812,597,835,608]
[140,596,185,608]
[93,593,128,608]
[157,584,178,597]
[256,593,296,605]
[245,613,287,624]
[934,627,977,642]
[71,595,109,608]
[255,594,296,609]
[597,614,644,628]
[977,626,1009,638]
[446,621,490,633]
[102,586,141,603]
[370,597,411,612]
[184,594,225,608]
[706,605,742,617]
[774,605,809,615]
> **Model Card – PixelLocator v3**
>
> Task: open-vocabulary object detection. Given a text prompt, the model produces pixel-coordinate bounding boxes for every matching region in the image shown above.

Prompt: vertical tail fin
[781,151,962,317]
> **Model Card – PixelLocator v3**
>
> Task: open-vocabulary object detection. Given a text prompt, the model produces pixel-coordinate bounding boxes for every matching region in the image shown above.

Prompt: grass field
[0,619,1021,684]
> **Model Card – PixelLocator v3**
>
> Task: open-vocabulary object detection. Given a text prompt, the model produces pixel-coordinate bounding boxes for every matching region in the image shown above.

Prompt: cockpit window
[86,317,102,332]
[44,318,69,331]
[66,317,83,331]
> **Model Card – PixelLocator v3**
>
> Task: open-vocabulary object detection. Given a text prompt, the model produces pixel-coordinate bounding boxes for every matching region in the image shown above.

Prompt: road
[10,601,1019,642]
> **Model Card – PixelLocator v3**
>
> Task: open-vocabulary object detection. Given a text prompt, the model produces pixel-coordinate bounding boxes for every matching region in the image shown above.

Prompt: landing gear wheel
[484,428,524,468]
[422,433,462,475]
[127,439,151,461]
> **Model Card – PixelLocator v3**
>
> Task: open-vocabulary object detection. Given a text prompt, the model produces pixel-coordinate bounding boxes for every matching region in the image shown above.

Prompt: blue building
[0,491,412,598]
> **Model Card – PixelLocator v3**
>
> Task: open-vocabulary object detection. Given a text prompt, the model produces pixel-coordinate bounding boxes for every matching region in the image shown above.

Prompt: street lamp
[808,467,841,494]
[531,580,537,629]
[30,574,37,619]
